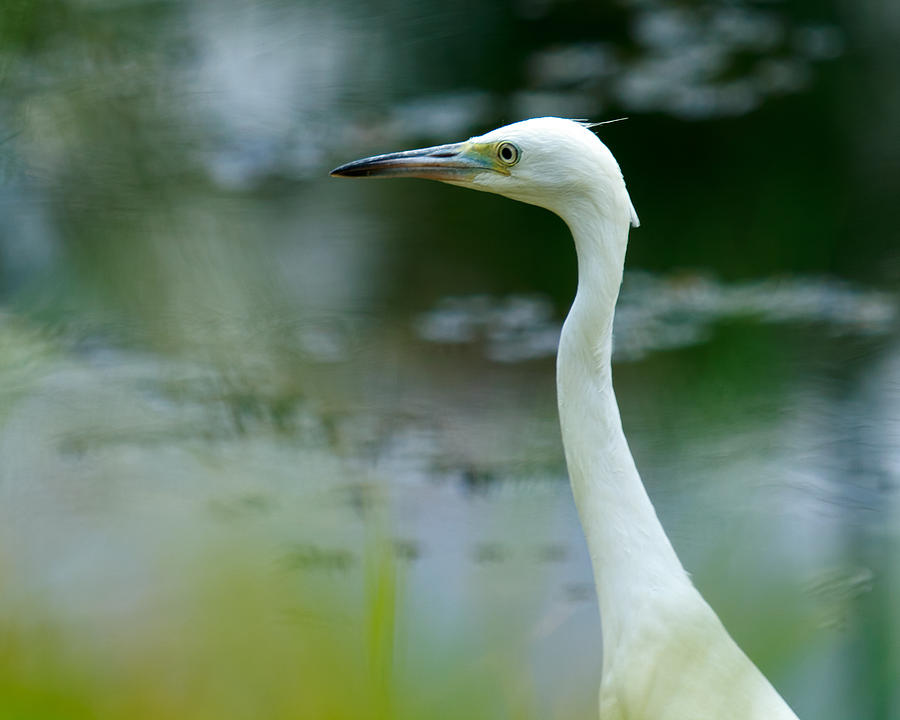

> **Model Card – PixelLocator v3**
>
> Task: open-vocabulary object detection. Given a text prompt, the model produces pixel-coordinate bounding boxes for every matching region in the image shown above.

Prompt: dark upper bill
[330,141,501,181]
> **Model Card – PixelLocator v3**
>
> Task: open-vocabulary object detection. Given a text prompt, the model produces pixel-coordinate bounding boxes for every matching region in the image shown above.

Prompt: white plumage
[332,117,801,720]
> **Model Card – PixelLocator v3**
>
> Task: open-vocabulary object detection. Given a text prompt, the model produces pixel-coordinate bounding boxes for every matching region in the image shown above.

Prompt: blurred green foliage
[0,538,554,720]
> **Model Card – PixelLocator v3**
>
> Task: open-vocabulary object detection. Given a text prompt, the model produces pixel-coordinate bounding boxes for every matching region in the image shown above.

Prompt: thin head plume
[577,118,629,131]
[571,117,639,227]
[571,118,640,229]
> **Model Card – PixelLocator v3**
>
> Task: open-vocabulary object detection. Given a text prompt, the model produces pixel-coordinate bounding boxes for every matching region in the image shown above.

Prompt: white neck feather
[556,196,692,653]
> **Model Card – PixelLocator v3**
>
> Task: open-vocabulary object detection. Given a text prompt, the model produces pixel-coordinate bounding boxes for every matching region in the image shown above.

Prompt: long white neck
[556,196,692,653]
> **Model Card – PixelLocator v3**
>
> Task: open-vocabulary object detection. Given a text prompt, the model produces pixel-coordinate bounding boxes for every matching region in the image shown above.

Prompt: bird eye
[497,142,520,165]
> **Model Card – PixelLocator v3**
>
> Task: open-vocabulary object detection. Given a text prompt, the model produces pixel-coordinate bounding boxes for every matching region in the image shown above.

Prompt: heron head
[331,117,639,228]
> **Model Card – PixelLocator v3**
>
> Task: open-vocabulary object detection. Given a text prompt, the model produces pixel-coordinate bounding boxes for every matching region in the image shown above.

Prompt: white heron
[332,117,800,720]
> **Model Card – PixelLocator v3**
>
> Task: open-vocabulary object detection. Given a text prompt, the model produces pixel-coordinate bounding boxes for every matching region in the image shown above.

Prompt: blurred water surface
[1,0,899,718]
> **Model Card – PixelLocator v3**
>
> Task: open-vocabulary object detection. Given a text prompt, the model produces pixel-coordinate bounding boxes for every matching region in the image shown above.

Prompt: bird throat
[556,206,691,651]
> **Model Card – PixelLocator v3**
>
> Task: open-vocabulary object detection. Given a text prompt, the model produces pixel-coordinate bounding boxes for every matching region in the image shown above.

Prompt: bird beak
[330,141,502,181]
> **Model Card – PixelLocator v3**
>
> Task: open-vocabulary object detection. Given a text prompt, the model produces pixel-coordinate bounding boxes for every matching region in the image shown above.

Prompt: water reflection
[0,0,844,191]
[527,4,843,119]
[1,271,896,717]
[416,273,896,362]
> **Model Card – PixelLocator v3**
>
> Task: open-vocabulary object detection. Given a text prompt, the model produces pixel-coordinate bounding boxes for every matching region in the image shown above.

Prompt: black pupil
[501,145,513,160]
